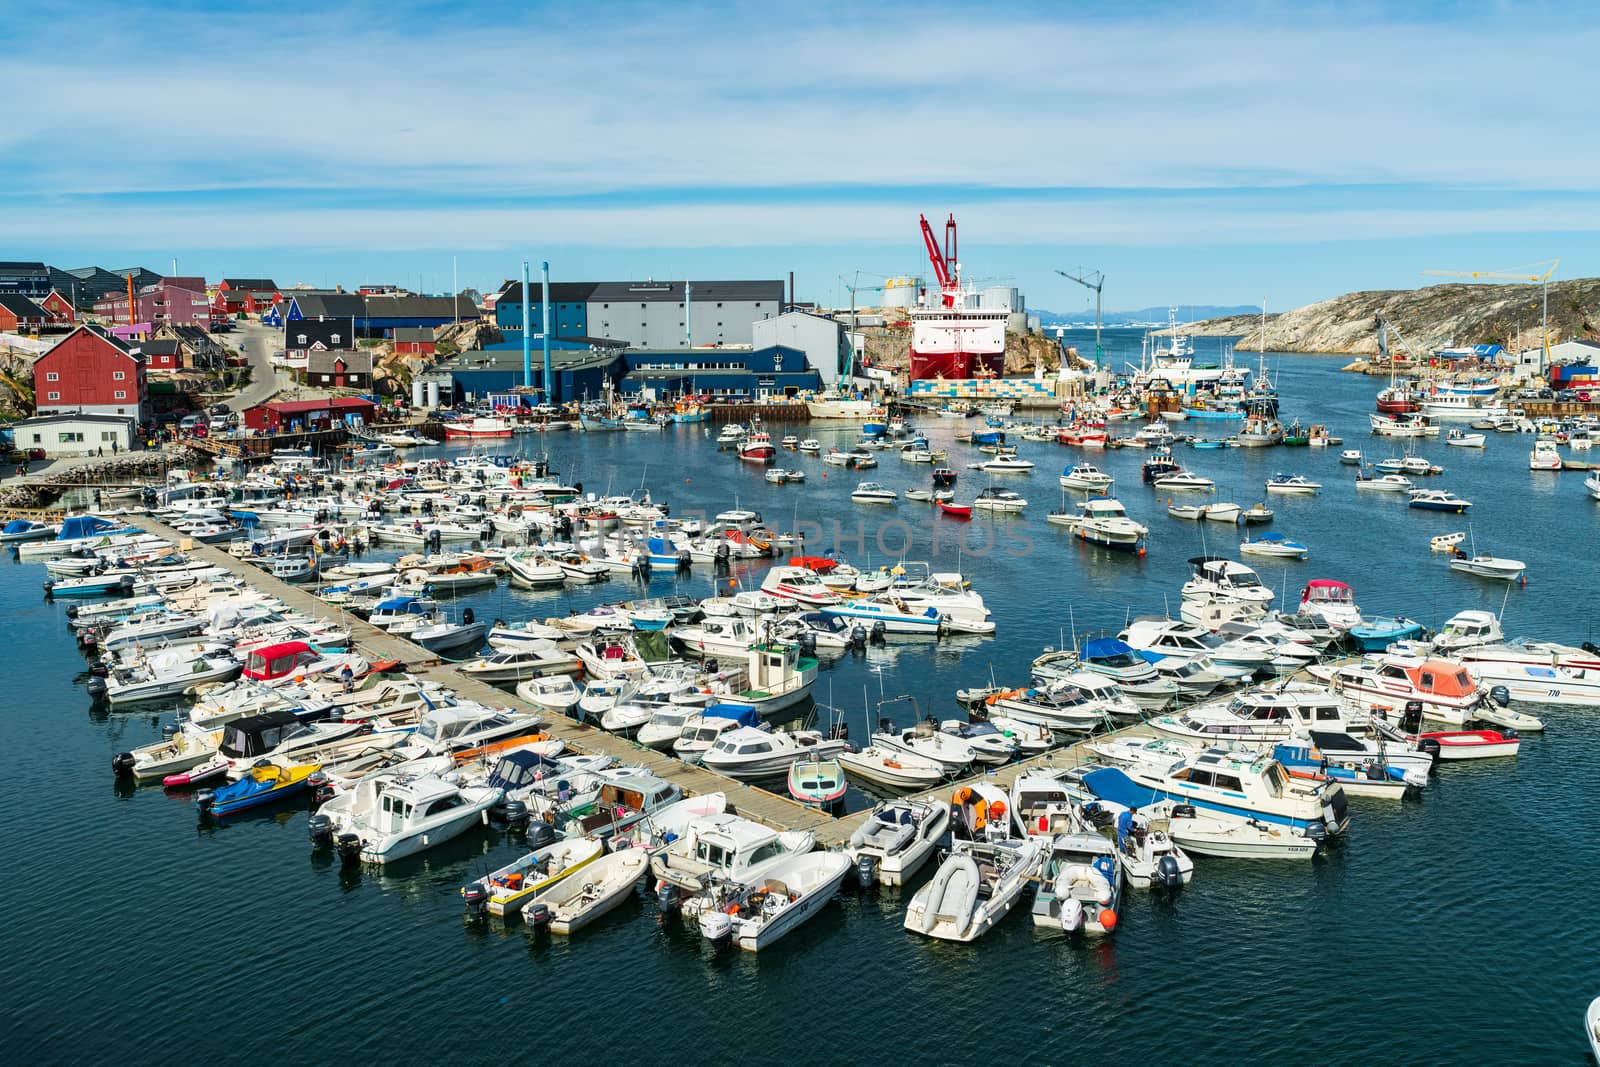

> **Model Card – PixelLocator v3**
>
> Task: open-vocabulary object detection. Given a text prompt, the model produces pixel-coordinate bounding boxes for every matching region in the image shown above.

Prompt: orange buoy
[1099,909,1118,930]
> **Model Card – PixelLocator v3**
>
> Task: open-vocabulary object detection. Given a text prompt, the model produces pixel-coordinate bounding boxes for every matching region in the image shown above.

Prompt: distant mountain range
[1035,305,1261,326]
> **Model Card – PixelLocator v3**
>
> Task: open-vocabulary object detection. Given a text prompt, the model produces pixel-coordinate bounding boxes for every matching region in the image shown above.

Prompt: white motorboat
[1032,832,1123,935]
[837,744,946,789]
[403,705,547,759]
[1059,464,1114,492]
[1200,501,1242,523]
[697,851,852,952]
[412,613,487,655]
[1339,448,1363,465]
[851,482,898,504]
[312,773,501,864]
[701,726,848,780]
[1264,473,1321,494]
[1309,653,1486,725]
[759,565,844,607]
[514,674,583,716]
[1164,804,1320,859]
[504,552,566,587]
[100,648,242,704]
[1049,496,1148,551]
[975,455,1034,474]
[650,813,815,910]
[114,725,224,782]
[902,837,1044,942]
[464,837,605,918]
[1529,439,1562,470]
[1355,472,1414,492]
[1446,430,1486,448]
[1298,579,1362,629]
[972,487,1028,513]
[1587,996,1600,1062]
[458,644,575,684]
[1239,533,1308,559]
[872,721,976,774]
[938,719,1019,764]
[1183,555,1276,606]
[820,593,942,635]
[1448,554,1526,581]
[846,799,951,886]
[535,849,651,935]
[1151,470,1215,492]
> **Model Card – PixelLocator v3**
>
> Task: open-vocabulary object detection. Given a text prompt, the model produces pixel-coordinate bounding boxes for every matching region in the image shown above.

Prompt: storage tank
[881,276,921,310]
[426,380,441,408]
[411,379,425,408]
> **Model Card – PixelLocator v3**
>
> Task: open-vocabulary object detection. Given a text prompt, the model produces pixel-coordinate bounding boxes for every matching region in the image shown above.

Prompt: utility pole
[521,260,531,389]
[1054,268,1105,369]
[541,262,552,404]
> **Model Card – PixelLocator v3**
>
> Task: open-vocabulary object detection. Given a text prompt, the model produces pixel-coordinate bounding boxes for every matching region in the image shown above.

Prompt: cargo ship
[907,213,1008,381]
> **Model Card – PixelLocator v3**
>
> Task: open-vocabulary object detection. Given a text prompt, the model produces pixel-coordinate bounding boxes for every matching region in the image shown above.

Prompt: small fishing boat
[1239,533,1308,559]
[1151,470,1215,492]
[1239,502,1274,524]
[1417,728,1521,760]
[972,487,1028,513]
[936,501,972,519]
[837,744,945,789]
[1347,616,1426,651]
[787,753,848,806]
[1446,430,1486,448]
[1339,449,1363,465]
[851,482,898,504]
[463,838,604,918]
[797,438,821,453]
[697,851,853,952]
[197,761,320,816]
[1167,503,1204,520]
[1355,472,1414,493]
[539,849,650,935]
[1059,464,1114,492]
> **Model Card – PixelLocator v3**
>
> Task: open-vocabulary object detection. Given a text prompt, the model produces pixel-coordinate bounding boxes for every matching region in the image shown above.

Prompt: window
[100,432,117,442]
[296,334,307,344]
[58,431,84,443]
[114,390,126,400]
[45,371,58,381]
[331,333,341,343]
[1213,774,1244,791]
[47,391,60,401]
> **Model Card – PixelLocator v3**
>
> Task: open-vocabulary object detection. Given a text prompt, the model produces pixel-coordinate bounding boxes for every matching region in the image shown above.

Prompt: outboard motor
[502,799,529,827]
[1489,685,1511,708]
[308,771,335,806]
[462,882,490,919]
[335,832,363,864]
[655,883,681,913]
[1400,700,1424,735]
[869,621,887,645]
[849,625,868,649]
[526,820,557,849]
[1417,736,1442,759]
[855,853,877,889]
[195,789,216,812]
[797,631,817,658]
[828,720,850,742]
[704,658,719,675]
[161,722,180,741]
[64,605,79,620]
[1170,803,1197,820]
[699,908,732,942]
[1156,854,1184,891]
[111,751,135,776]
[462,607,475,627]
[308,813,335,847]
[676,551,691,574]
[86,674,108,696]
[1584,641,1600,657]
[42,579,54,599]
[524,903,552,932]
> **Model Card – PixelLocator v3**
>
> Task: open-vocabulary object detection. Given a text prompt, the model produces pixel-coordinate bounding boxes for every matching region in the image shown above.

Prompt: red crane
[918,213,961,308]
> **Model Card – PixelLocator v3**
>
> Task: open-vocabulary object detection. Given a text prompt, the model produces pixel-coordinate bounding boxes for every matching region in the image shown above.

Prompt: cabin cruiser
[1059,464,1114,492]
[514,674,583,716]
[1048,496,1147,550]
[310,773,502,864]
[1082,747,1349,838]
[1035,640,1179,708]
[598,671,712,734]
[457,644,575,684]
[850,482,898,504]
[1119,617,1281,677]
[1148,682,1358,746]
[650,813,816,914]
[1309,654,1487,725]
[937,719,1020,764]
[987,679,1118,733]
[846,799,951,886]
[820,593,942,635]
[1297,580,1361,630]
[1355,472,1413,492]
[672,705,765,761]
[888,570,992,625]
[99,647,242,704]
[871,720,977,774]
[401,705,546,759]
[902,837,1044,942]
[700,726,847,780]
[1182,556,1275,606]
[759,565,843,607]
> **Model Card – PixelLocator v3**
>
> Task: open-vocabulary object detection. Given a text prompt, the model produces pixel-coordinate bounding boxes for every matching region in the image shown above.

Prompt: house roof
[291,294,365,319]
[0,293,47,317]
[308,349,373,375]
[284,317,356,351]
[588,280,784,304]
[142,340,180,356]
[393,327,436,343]
[496,281,598,305]
[0,261,48,273]
[40,324,143,363]
[361,295,467,320]
[13,413,136,427]
[220,278,278,291]
[254,397,378,416]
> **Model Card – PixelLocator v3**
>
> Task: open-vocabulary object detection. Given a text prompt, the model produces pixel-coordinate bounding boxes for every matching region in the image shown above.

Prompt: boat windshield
[1265,763,1288,796]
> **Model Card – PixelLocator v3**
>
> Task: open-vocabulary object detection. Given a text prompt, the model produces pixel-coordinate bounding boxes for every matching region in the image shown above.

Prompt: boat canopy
[1080,766,1162,809]
[702,704,761,728]
[486,749,568,791]
[1082,637,1137,661]
[373,596,424,613]
[787,556,838,572]
[1303,580,1353,601]
[58,515,118,540]
[1409,660,1477,697]
[3,519,37,534]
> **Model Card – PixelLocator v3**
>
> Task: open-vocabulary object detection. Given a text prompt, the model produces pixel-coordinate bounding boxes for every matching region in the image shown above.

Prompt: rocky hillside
[1181,278,1600,356]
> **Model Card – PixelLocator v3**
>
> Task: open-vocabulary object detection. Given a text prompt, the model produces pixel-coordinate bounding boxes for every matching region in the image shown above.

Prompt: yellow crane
[1421,260,1560,371]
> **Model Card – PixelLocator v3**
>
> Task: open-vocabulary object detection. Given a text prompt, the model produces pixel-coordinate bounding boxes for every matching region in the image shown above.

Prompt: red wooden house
[33,324,149,421]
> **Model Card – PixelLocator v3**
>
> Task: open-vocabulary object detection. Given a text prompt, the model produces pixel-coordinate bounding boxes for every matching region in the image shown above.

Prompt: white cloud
[6,3,1600,200]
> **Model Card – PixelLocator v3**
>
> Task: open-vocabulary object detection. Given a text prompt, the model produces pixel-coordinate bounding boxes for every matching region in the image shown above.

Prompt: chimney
[788,272,794,310]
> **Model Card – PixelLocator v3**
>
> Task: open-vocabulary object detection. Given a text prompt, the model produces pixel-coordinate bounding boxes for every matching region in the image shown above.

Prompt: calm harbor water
[4,345,1599,1063]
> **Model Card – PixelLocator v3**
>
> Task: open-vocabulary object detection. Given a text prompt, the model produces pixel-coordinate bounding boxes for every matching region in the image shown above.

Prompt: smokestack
[788,272,794,311]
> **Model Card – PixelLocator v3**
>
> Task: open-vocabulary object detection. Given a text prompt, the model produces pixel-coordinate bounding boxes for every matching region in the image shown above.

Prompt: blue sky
[4,1,1595,313]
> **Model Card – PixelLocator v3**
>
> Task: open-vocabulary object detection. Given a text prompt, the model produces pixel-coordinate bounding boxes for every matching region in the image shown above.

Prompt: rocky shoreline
[1172,277,1600,356]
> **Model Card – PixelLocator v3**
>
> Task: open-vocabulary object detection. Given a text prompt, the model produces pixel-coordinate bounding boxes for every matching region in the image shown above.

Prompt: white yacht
[1049,496,1147,551]
[1182,556,1275,606]
[699,726,847,780]
[1059,464,1114,492]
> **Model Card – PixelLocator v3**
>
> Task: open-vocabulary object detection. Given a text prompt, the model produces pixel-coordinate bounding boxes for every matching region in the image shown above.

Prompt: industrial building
[243,397,378,434]
[492,278,785,349]
[0,262,51,299]
[431,347,623,405]
[10,413,140,455]
[268,292,472,337]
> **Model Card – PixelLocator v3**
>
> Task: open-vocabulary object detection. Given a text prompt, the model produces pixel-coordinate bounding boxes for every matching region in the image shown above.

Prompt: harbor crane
[1055,268,1105,369]
[1421,259,1560,373]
